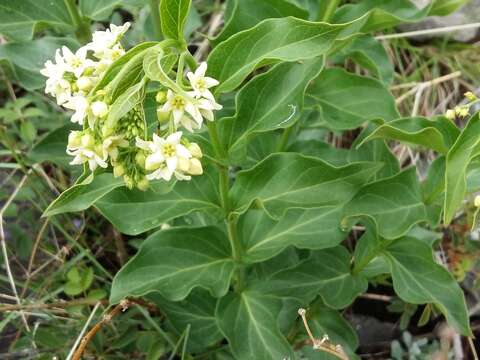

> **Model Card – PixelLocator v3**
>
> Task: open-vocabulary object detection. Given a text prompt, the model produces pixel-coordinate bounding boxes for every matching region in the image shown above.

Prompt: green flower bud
[465,91,477,102]
[155,91,167,103]
[113,164,125,178]
[157,108,170,123]
[188,143,203,158]
[135,152,146,168]
[137,178,150,191]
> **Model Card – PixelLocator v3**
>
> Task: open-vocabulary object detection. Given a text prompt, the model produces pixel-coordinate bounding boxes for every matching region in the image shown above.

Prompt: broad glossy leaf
[28,123,76,167]
[349,126,399,180]
[231,153,381,217]
[216,291,294,360]
[207,17,354,93]
[219,57,324,162]
[213,0,308,44]
[333,0,463,32]
[306,68,399,130]
[383,237,470,336]
[444,113,480,224]
[238,208,346,263]
[160,0,191,41]
[43,173,124,217]
[361,116,459,154]
[288,140,350,166]
[96,168,221,235]
[79,0,121,20]
[251,247,367,309]
[0,37,78,90]
[0,0,72,40]
[148,290,223,352]
[343,168,429,239]
[110,226,235,303]
[333,35,394,85]
[106,78,146,128]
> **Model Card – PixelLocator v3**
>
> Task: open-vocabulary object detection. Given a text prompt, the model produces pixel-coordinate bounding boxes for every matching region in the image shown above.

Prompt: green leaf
[343,168,430,239]
[148,290,223,352]
[383,237,471,336]
[360,116,460,154]
[444,113,480,224]
[305,68,399,130]
[96,168,221,235]
[216,291,294,360]
[110,226,235,303]
[251,247,367,309]
[79,0,121,21]
[238,208,346,263]
[106,77,147,128]
[28,123,76,167]
[288,140,350,166]
[207,17,355,93]
[213,0,308,45]
[219,57,324,163]
[0,37,78,90]
[160,0,191,42]
[333,0,457,32]
[230,153,381,217]
[333,35,394,85]
[43,173,125,217]
[0,0,73,40]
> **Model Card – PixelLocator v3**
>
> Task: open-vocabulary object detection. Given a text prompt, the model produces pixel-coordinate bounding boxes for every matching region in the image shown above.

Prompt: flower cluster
[446,91,478,121]
[137,62,222,182]
[41,22,222,190]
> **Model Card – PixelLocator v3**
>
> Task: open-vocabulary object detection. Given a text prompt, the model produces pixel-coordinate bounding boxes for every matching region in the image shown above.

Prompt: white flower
[196,97,222,122]
[102,135,128,161]
[88,22,130,58]
[41,49,72,105]
[76,76,93,92]
[136,132,192,181]
[162,90,203,132]
[66,131,107,171]
[91,101,109,118]
[187,62,219,101]
[64,96,89,125]
[61,46,95,78]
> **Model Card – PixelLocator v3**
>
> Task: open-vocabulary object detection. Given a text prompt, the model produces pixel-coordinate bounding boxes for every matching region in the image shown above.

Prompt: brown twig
[0,298,108,312]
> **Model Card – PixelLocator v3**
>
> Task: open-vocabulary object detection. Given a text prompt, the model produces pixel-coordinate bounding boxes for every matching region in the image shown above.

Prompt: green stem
[64,0,91,43]
[276,126,293,152]
[149,0,163,40]
[316,0,341,22]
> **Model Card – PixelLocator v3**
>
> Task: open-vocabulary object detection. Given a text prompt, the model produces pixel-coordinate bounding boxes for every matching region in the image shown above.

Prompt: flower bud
[77,77,92,91]
[455,106,469,118]
[137,178,150,191]
[91,101,109,118]
[156,108,170,123]
[113,164,125,178]
[81,133,95,148]
[155,91,167,103]
[145,155,162,171]
[465,91,477,102]
[124,175,134,189]
[178,157,190,172]
[445,109,456,120]
[188,143,203,158]
[475,195,480,208]
[68,131,82,148]
[135,152,146,168]
[188,158,203,175]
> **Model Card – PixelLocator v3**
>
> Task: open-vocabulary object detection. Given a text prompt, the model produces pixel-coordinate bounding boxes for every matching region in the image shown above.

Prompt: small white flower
[88,22,130,58]
[91,101,109,118]
[61,46,96,78]
[41,50,72,105]
[102,135,128,161]
[66,131,107,171]
[64,96,89,125]
[76,76,93,92]
[162,90,203,131]
[136,132,192,181]
[196,97,223,122]
[187,62,219,101]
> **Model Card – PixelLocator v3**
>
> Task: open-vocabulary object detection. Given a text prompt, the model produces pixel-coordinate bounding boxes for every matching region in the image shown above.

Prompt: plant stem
[276,126,293,152]
[316,0,341,22]
[149,0,163,41]
[64,0,91,43]
[207,122,245,291]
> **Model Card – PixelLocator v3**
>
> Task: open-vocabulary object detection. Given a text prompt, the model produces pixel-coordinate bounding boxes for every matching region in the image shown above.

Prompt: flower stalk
[148,0,163,41]
[64,0,91,43]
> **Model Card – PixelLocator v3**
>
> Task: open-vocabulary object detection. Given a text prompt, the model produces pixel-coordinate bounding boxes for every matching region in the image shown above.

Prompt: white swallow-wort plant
[41,0,478,358]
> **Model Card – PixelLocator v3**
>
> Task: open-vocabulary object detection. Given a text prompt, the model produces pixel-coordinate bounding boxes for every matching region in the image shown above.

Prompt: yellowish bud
[155,91,167,103]
[445,109,456,120]
[77,77,92,91]
[135,152,146,168]
[137,178,150,191]
[188,158,203,175]
[124,175,134,189]
[178,157,191,172]
[156,108,170,123]
[68,131,82,148]
[188,143,203,158]
[475,195,480,208]
[465,91,477,102]
[455,106,469,118]
[113,164,125,178]
[81,133,95,148]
